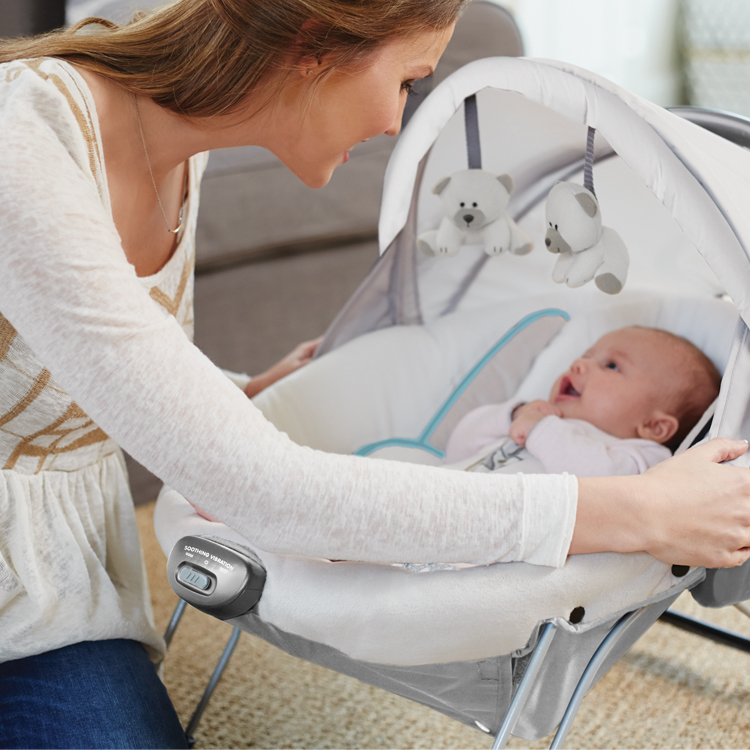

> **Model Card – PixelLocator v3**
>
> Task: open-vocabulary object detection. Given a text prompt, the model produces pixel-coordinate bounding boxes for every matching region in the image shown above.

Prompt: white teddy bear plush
[544,181,629,294]
[417,169,533,257]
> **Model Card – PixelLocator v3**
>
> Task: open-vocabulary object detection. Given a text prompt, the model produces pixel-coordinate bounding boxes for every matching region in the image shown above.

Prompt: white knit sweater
[0,58,577,660]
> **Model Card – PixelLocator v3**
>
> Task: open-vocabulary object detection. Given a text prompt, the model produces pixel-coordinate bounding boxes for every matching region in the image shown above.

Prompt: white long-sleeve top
[445,401,671,476]
[0,58,578,659]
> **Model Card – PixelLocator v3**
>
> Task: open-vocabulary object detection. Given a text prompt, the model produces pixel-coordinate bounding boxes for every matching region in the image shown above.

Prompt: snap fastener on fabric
[671,565,690,577]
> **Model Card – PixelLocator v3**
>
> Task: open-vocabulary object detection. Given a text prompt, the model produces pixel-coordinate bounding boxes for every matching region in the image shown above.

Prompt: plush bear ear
[576,192,599,218]
[497,173,514,194]
[433,176,452,195]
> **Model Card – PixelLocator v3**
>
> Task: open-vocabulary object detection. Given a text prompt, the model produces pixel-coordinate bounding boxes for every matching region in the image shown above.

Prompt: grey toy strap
[464,94,482,169]
[583,126,596,195]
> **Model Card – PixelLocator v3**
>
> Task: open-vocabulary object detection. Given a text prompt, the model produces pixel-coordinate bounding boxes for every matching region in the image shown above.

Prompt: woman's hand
[572,438,750,568]
[244,337,322,398]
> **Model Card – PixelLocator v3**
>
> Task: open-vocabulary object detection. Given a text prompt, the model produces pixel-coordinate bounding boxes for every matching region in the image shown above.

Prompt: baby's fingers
[508,422,527,446]
[528,400,561,417]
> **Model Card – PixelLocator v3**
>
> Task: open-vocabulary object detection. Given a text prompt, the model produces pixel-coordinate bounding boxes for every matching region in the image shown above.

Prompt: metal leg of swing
[185,626,243,745]
[549,608,648,749]
[660,608,750,653]
[164,599,188,649]
[491,622,558,750]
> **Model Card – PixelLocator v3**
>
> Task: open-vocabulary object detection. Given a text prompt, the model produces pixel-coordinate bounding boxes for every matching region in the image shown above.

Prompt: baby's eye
[605,361,619,371]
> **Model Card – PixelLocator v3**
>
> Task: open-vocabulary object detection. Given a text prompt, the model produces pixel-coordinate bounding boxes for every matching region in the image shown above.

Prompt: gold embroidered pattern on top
[0,313,112,474]
[21,60,102,181]
[149,252,194,318]
[0,368,51,430]
[0,315,16,361]
[3,402,109,473]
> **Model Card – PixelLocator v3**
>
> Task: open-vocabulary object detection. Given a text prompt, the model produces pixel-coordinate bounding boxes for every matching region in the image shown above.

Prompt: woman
[0,0,749,747]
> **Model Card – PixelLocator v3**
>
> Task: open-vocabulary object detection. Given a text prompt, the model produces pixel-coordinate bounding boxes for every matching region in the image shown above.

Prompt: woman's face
[268,26,455,188]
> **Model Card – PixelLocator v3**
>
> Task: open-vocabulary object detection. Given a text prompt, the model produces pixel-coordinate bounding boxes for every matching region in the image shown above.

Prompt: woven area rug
[136,502,750,749]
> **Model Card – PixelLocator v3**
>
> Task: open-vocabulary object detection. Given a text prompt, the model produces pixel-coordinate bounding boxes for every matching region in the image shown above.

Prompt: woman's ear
[637,410,679,444]
[294,18,330,78]
[297,56,320,78]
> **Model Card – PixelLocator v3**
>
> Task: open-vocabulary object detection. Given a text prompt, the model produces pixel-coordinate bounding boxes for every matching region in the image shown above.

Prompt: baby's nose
[570,358,587,374]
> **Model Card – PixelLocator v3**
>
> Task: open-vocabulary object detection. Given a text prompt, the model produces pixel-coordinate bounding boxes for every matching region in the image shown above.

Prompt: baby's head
[548,326,721,450]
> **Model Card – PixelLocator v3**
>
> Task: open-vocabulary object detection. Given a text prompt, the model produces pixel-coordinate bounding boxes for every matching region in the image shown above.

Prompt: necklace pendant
[134,93,187,236]
[168,207,185,235]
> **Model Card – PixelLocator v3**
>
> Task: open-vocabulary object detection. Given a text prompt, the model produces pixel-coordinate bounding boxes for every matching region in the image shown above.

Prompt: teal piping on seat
[355,308,570,458]
[354,437,447,459]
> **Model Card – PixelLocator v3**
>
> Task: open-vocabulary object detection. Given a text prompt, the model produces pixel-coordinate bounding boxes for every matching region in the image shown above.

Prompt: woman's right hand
[573,438,750,568]
[244,337,322,398]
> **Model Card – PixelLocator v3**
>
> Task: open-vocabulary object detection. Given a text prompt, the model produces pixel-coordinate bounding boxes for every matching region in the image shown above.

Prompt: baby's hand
[509,400,562,446]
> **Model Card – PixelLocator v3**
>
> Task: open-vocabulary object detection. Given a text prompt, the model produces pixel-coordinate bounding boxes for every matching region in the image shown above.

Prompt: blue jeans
[0,639,188,749]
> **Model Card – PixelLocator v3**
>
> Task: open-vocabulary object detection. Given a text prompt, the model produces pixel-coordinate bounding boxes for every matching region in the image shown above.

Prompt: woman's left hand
[244,337,322,398]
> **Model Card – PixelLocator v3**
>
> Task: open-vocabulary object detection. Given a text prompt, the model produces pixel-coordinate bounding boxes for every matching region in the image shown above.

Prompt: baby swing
[154,56,750,746]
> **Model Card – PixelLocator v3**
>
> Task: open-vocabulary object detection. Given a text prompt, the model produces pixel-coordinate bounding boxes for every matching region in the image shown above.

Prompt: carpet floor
[136,502,750,749]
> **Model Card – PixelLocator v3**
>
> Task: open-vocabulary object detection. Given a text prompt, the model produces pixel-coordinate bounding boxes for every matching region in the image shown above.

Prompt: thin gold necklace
[133,93,184,235]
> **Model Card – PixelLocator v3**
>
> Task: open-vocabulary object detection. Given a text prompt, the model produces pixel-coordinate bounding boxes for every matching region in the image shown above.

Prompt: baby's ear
[637,411,679,444]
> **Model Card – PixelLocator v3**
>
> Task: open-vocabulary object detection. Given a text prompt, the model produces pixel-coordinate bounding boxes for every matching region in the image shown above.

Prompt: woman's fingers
[640,439,750,567]
[685,436,749,464]
[297,337,323,363]
[244,337,323,398]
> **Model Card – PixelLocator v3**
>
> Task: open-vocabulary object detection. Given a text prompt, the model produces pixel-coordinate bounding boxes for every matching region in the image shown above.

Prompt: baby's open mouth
[559,376,580,398]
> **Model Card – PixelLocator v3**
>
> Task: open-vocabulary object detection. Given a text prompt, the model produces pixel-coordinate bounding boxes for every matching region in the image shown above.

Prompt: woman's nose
[385,98,407,137]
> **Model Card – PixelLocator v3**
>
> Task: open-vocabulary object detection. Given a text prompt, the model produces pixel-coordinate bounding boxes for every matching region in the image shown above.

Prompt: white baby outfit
[445,401,672,475]
[0,59,577,663]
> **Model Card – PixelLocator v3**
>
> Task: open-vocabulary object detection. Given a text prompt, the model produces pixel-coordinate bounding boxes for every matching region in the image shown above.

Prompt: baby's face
[548,327,676,439]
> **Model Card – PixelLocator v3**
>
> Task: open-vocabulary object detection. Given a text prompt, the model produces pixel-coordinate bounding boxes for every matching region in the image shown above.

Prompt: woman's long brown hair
[0,0,466,117]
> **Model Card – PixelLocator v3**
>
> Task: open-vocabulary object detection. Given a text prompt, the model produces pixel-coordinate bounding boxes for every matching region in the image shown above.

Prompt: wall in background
[66,0,162,25]
[497,0,683,106]
[0,0,66,36]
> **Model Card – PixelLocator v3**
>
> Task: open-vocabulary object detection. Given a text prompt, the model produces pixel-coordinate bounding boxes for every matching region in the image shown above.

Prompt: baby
[444,325,722,477]
[398,326,721,573]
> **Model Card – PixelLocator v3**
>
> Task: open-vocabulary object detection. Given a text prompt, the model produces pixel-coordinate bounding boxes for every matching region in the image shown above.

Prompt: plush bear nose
[545,237,551,247]
[463,214,474,224]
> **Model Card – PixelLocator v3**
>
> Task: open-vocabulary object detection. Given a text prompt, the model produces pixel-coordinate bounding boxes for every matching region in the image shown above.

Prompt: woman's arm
[573,439,750,567]
[3,65,750,569]
[0,66,575,568]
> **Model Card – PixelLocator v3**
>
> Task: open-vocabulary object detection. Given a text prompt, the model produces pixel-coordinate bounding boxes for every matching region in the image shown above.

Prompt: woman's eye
[605,361,619,371]
[400,80,416,96]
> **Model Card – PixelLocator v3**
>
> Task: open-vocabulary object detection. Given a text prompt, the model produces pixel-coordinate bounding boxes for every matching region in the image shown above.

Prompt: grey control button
[178,566,211,591]
[168,536,266,619]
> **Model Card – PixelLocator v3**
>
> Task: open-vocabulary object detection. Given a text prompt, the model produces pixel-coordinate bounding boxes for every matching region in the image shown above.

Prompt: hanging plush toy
[417,169,534,258]
[544,181,629,294]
